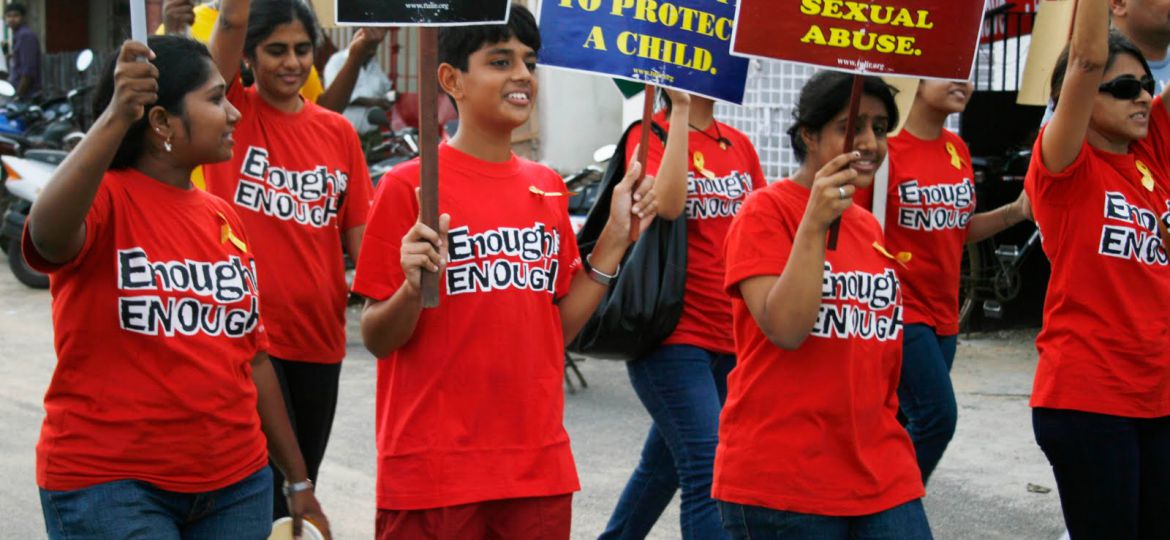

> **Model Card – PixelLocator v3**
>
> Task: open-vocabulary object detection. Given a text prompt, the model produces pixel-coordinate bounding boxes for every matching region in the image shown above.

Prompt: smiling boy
[352,6,657,538]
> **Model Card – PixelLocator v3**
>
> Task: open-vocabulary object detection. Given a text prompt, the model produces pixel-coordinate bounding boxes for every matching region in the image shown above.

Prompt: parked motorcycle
[364,107,419,184]
[563,144,615,233]
[0,50,94,289]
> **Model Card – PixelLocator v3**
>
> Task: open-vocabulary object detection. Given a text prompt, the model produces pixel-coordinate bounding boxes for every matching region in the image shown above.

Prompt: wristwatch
[585,254,619,286]
[282,478,314,498]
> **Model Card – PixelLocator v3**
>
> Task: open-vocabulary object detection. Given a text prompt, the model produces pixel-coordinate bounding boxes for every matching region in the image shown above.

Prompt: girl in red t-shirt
[23,37,328,538]
[1026,0,1170,536]
[601,91,767,540]
[716,72,928,538]
[882,80,1031,484]
[204,0,372,519]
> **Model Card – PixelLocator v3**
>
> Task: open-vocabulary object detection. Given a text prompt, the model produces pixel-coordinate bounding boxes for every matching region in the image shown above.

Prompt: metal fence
[973,7,1039,92]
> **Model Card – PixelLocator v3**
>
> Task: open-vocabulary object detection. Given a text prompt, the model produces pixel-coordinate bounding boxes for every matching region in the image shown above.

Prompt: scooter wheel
[7,234,48,289]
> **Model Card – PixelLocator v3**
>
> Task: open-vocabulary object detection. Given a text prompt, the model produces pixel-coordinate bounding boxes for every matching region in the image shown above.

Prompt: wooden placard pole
[630,84,655,242]
[826,75,865,251]
[419,27,441,308]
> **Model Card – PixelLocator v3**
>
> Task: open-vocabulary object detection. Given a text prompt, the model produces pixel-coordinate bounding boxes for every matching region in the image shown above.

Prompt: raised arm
[1042,0,1109,173]
[317,28,387,114]
[739,153,860,350]
[26,42,158,264]
[208,0,250,86]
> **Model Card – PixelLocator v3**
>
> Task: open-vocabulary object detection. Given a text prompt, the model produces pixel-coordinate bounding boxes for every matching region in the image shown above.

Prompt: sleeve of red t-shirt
[21,176,114,274]
[1027,125,1094,207]
[723,188,796,299]
[352,169,417,301]
[623,122,667,176]
[341,126,373,231]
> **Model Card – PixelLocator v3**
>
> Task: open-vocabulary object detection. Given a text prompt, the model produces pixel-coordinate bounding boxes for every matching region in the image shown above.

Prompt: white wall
[537,68,623,173]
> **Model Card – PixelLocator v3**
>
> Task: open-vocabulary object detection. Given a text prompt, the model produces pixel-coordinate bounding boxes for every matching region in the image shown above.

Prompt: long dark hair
[1050,29,1153,106]
[93,36,214,170]
[787,72,899,162]
[244,0,321,59]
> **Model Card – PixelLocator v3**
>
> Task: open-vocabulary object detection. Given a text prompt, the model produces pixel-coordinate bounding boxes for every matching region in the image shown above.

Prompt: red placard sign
[731,0,987,80]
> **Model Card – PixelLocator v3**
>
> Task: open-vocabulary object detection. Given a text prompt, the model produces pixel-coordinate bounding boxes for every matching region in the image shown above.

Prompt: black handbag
[568,121,688,361]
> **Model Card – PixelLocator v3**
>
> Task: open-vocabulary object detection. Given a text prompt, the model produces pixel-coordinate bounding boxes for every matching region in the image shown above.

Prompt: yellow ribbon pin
[529,185,574,197]
[872,242,912,268]
[1136,159,1156,192]
[945,142,963,170]
[217,212,247,253]
[693,151,717,180]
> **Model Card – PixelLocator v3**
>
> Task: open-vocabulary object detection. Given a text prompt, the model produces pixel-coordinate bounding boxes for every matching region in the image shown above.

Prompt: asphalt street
[0,253,1064,539]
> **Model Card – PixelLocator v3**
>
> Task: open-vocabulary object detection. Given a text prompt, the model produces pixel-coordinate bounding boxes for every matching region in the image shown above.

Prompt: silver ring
[838,186,848,200]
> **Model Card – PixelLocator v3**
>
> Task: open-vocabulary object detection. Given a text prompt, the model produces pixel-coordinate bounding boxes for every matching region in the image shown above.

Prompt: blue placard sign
[538,0,750,104]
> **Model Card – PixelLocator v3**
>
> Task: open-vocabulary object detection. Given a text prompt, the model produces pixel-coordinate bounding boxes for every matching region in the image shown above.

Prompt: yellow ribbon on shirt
[693,152,718,180]
[872,242,912,268]
[945,142,964,170]
[1136,159,1156,192]
[217,212,248,253]
[530,185,574,197]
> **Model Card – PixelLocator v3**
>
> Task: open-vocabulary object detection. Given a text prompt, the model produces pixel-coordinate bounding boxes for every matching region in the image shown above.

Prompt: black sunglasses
[1099,75,1156,100]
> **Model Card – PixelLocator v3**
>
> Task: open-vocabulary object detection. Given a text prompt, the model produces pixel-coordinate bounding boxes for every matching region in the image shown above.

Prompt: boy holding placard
[353,6,657,537]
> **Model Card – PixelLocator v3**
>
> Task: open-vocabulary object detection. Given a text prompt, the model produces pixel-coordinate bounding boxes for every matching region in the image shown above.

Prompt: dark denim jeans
[599,344,735,540]
[1033,408,1170,539]
[897,323,958,483]
[40,466,273,540]
[717,499,933,540]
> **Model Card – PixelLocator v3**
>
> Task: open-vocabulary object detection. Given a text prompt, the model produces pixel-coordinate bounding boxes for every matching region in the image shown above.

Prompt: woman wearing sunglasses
[1026,0,1170,536]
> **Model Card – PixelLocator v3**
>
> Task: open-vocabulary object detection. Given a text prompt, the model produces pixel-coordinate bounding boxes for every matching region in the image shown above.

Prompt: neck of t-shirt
[447,124,515,164]
[441,143,520,179]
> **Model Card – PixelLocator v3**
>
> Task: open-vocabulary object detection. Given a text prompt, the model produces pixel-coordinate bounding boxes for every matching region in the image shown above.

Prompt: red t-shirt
[203,82,372,364]
[24,169,269,492]
[883,129,976,335]
[625,119,768,354]
[715,179,923,516]
[352,144,583,510]
[1025,97,1170,418]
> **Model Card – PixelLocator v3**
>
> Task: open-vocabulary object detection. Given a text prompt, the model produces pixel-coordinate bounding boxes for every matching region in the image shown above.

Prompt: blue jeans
[1033,408,1170,539]
[40,466,273,539]
[600,344,735,540]
[717,499,933,540]
[897,323,958,484]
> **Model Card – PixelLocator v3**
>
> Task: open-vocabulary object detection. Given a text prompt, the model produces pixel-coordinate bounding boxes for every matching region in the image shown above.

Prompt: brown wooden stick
[418,27,441,308]
[827,75,865,251]
[631,84,655,243]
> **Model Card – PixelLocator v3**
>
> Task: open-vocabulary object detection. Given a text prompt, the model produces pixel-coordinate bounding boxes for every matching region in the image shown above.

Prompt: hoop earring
[164,135,173,153]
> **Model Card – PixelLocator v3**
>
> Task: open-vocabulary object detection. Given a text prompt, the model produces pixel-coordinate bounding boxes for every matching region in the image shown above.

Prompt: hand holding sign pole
[827,75,865,250]
[630,84,655,242]
[730,0,987,250]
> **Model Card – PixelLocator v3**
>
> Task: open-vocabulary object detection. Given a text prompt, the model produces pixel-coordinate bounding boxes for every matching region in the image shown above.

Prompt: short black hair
[787,72,899,162]
[439,4,540,71]
[93,36,214,170]
[1051,29,1152,105]
[4,3,26,17]
[245,0,321,59]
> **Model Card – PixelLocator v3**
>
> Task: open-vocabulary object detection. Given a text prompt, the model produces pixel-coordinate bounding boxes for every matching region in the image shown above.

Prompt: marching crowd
[16,0,1170,538]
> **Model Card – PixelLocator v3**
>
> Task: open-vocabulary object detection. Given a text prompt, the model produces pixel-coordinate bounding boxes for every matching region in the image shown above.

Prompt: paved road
[0,252,1064,538]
